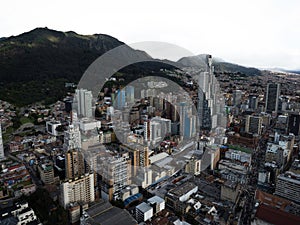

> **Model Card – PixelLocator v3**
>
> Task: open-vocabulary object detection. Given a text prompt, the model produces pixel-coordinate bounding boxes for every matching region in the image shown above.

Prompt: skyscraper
[179,102,197,139]
[197,55,216,131]
[185,115,197,138]
[115,89,126,109]
[245,115,263,135]
[0,123,5,159]
[75,89,93,118]
[125,85,135,104]
[265,83,280,113]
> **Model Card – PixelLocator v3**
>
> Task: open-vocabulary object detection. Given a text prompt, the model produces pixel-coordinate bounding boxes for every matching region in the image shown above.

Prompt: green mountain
[0,28,157,106]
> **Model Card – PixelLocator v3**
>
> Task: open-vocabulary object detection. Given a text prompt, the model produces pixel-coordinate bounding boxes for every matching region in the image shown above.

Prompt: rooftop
[223,180,238,189]
[256,204,300,225]
[169,182,197,197]
[149,152,169,164]
[290,159,300,171]
[278,171,300,184]
[136,202,152,213]
[84,200,137,225]
[147,196,165,205]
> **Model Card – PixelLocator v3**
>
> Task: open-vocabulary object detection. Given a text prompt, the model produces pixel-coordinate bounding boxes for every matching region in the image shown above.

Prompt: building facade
[275,172,300,204]
[60,173,95,209]
[265,83,280,113]
[0,123,4,159]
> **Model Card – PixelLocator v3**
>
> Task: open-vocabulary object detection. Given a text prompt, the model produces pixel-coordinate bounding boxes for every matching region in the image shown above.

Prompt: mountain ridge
[0,27,262,106]
[177,54,262,76]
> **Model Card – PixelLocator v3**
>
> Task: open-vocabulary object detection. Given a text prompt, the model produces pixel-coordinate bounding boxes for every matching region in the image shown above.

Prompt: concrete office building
[147,196,165,214]
[99,156,131,201]
[135,202,153,223]
[275,172,300,204]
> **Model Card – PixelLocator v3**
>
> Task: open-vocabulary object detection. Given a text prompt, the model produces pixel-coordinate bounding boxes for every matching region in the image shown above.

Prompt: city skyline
[1,1,300,224]
[1,0,300,70]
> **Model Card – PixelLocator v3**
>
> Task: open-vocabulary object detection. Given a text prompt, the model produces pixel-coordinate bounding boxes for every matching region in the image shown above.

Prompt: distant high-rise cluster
[113,85,135,110]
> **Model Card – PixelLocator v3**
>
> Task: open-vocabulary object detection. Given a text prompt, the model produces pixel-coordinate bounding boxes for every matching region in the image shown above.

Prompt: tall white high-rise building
[75,89,93,118]
[60,173,95,209]
[150,116,171,144]
[150,121,161,144]
[0,123,5,159]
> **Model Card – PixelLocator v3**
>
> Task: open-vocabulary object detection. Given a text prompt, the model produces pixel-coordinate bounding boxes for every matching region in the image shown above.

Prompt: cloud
[0,0,299,69]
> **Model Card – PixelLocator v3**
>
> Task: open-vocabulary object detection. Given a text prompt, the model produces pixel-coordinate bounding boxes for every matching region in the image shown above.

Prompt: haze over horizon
[1,0,299,70]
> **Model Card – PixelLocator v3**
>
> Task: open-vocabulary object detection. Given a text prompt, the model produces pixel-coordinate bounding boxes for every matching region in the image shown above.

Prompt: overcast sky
[1,0,299,69]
